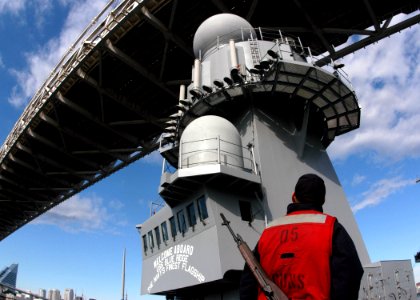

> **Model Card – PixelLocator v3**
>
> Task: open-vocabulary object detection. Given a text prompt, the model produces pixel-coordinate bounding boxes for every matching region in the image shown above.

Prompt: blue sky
[0,1,419,300]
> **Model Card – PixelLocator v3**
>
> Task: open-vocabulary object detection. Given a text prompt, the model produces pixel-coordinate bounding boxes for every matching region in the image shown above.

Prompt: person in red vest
[240,173,364,300]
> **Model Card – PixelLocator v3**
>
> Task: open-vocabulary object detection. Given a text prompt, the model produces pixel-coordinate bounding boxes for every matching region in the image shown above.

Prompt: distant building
[0,264,18,288]
[48,290,60,300]
[63,289,73,300]
[38,290,46,299]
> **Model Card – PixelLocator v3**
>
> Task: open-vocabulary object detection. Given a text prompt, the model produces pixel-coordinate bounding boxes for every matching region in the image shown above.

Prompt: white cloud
[351,177,414,212]
[328,16,420,162]
[351,174,366,186]
[7,0,109,108]
[33,194,108,232]
[0,54,4,69]
[0,0,25,15]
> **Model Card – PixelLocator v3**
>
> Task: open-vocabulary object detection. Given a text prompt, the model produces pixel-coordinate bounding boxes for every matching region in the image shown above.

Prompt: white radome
[193,13,256,58]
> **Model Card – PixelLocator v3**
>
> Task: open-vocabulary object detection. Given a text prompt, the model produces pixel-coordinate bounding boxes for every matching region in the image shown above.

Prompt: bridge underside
[0,0,418,240]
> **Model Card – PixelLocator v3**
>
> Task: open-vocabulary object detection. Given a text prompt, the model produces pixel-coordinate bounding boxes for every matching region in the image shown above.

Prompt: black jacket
[239,203,364,300]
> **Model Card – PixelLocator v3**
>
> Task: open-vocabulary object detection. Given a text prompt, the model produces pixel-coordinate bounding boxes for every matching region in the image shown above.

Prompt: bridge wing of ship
[0,0,418,241]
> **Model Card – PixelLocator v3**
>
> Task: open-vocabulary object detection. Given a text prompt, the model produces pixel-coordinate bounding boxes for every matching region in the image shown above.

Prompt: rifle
[220,213,288,300]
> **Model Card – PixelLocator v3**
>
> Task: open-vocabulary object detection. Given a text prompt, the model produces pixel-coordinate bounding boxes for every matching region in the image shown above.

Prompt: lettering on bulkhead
[147,244,205,292]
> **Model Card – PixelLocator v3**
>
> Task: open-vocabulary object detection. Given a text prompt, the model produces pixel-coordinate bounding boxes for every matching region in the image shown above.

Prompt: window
[187,203,197,227]
[161,221,169,242]
[239,200,252,222]
[177,209,187,234]
[169,216,177,238]
[142,235,148,254]
[197,196,209,220]
[147,231,154,250]
[154,226,161,249]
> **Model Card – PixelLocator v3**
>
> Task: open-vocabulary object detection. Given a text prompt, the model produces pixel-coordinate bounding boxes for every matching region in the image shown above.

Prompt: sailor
[240,173,363,300]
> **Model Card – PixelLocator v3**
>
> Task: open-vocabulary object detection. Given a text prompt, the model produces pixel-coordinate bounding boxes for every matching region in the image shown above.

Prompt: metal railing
[177,137,257,174]
[197,27,353,89]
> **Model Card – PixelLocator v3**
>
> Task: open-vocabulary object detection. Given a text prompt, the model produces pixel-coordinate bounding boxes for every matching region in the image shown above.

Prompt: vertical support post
[229,39,238,69]
[179,84,185,115]
[161,158,166,175]
[217,136,220,164]
[121,248,126,300]
[297,37,303,52]
[278,30,284,43]
[307,47,313,64]
[250,145,258,174]
[193,59,201,90]
[179,85,185,101]
[179,141,183,169]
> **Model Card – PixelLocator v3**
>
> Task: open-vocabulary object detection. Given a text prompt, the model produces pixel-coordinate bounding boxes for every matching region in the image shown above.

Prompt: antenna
[121,248,126,300]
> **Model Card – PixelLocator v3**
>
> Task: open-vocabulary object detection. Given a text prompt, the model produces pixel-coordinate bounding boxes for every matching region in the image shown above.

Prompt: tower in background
[0,263,18,288]
[64,289,74,300]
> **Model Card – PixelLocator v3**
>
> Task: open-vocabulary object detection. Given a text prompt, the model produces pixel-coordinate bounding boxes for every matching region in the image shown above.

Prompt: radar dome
[180,115,244,169]
[193,13,256,58]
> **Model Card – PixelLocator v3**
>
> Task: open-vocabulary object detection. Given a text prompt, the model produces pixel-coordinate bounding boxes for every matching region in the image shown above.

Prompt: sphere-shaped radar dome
[193,13,256,58]
[180,115,244,169]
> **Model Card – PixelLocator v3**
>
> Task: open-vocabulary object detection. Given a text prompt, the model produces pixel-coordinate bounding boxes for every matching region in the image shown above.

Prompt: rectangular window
[148,231,154,250]
[154,226,161,249]
[239,200,252,222]
[142,235,148,254]
[161,221,169,242]
[197,196,209,220]
[169,216,177,238]
[177,209,187,234]
[187,203,197,227]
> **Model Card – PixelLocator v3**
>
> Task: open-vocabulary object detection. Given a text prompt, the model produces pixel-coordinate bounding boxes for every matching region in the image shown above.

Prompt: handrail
[179,137,256,174]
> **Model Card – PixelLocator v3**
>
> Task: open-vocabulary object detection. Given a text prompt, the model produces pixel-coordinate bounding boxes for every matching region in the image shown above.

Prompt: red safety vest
[257,210,336,300]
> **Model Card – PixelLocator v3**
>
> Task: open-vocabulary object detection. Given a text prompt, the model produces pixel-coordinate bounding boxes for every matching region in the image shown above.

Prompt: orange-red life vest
[257,210,336,300]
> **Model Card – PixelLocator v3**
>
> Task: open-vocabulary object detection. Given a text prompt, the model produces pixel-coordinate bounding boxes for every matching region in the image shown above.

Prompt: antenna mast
[121,248,126,300]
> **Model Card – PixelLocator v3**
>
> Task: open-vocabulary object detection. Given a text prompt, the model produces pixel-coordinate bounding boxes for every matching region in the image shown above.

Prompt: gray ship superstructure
[138,14,416,299]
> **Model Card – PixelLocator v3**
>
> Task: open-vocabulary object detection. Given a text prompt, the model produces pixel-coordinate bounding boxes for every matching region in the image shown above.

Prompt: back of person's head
[294,173,326,205]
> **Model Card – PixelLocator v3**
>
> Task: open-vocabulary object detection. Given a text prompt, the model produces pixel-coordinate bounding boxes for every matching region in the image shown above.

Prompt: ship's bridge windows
[169,216,177,239]
[142,235,148,254]
[177,209,187,235]
[147,231,155,251]
[161,221,169,243]
[187,203,197,229]
[154,226,161,249]
[197,196,209,221]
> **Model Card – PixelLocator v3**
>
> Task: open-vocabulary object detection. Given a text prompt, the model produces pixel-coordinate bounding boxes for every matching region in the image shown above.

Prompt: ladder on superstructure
[249,40,261,66]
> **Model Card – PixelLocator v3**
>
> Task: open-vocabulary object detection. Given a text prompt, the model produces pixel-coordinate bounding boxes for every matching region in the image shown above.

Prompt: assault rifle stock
[220,213,288,300]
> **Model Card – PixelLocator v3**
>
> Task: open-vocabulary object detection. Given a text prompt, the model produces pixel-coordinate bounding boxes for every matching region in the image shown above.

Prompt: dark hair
[294,173,326,205]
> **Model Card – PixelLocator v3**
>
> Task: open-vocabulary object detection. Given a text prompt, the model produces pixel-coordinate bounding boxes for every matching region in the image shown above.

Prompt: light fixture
[230,68,243,84]
[224,77,233,86]
[202,85,213,93]
[164,126,177,132]
[213,80,224,88]
[259,60,272,69]
[250,68,263,75]
[267,50,279,59]
[189,89,202,99]
[180,99,193,106]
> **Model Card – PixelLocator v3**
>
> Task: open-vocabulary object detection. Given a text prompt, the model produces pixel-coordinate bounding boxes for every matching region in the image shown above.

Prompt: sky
[0,1,419,300]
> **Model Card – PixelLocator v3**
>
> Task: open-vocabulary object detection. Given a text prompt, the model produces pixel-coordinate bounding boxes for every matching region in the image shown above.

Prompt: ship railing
[198,27,352,86]
[161,137,258,175]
